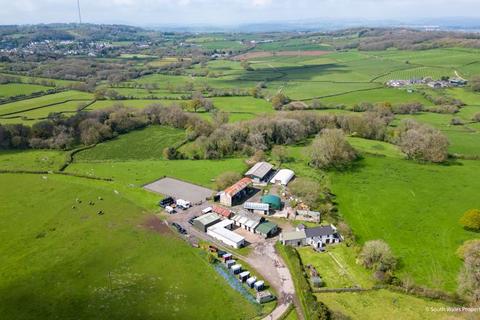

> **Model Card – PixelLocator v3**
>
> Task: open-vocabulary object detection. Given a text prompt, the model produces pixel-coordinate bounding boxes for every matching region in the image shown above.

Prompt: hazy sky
[0,0,479,26]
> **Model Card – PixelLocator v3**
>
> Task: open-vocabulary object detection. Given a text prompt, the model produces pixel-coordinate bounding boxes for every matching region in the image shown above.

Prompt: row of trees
[0,103,213,150]
[181,108,448,164]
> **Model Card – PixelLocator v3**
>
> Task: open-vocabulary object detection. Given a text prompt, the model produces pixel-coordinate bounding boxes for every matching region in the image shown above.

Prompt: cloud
[0,0,479,25]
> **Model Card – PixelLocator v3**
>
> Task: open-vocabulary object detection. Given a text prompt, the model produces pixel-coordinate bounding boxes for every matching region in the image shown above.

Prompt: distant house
[270,169,295,186]
[428,81,445,89]
[255,221,278,238]
[193,212,221,232]
[220,177,252,207]
[280,224,341,250]
[232,210,264,233]
[245,162,274,183]
[244,202,270,215]
[450,78,468,86]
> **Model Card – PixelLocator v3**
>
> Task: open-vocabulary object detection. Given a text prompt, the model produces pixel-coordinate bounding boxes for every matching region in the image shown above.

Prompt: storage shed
[232,210,264,233]
[254,280,265,291]
[270,169,295,186]
[239,271,250,282]
[255,221,278,238]
[246,277,257,288]
[226,260,236,268]
[207,220,245,249]
[193,212,221,232]
[244,202,270,215]
[212,205,233,218]
[280,230,307,247]
[245,162,274,183]
[261,195,282,210]
[220,178,252,207]
[231,264,242,274]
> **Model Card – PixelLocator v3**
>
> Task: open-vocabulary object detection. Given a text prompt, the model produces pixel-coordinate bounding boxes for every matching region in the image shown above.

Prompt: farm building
[244,202,270,215]
[207,220,245,249]
[212,205,233,218]
[193,212,221,232]
[280,230,307,247]
[280,225,341,250]
[255,221,278,238]
[245,162,274,183]
[270,169,295,186]
[232,210,264,233]
[220,177,253,207]
[261,195,282,210]
[305,225,341,249]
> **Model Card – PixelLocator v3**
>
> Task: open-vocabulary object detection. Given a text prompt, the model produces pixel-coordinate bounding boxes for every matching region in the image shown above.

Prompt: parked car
[159,197,175,208]
[165,206,176,214]
[188,216,198,225]
[172,222,187,234]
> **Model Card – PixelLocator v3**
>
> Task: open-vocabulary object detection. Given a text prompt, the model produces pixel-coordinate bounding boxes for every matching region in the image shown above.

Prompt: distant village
[386,76,468,89]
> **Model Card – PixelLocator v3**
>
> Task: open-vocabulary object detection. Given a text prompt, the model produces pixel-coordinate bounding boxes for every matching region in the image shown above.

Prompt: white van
[176,199,191,210]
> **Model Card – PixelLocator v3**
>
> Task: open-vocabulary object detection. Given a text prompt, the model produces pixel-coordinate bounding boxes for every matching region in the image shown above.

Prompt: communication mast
[77,0,82,24]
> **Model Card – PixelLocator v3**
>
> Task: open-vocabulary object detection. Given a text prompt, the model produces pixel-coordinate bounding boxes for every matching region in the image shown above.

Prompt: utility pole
[77,0,82,24]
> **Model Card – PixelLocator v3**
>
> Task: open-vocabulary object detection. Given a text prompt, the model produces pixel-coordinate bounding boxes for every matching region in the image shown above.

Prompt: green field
[317,290,465,320]
[330,156,480,291]
[66,158,247,190]
[298,245,374,289]
[0,173,261,320]
[0,91,93,117]
[75,126,186,161]
[0,150,66,171]
[0,83,52,98]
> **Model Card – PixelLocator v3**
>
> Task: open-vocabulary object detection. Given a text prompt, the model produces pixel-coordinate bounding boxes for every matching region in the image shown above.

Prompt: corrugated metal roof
[224,177,252,197]
[244,202,269,211]
[245,162,273,179]
[212,205,231,217]
[281,230,306,241]
[194,212,221,225]
[256,221,278,235]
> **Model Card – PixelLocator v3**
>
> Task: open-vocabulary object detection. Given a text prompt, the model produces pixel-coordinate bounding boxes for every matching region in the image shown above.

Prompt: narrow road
[167,209,301,320]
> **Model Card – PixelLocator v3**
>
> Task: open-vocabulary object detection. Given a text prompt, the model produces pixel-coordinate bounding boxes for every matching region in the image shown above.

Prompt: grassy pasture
[317,290,466,320]
[67,158,247,190]
[0,173,260,320]
[0,149,66,171]
[318,87,430,106]
[75,126,186,161]
[330,156,480,291]
[0,83,52,98]
[0,91,93,116]
[298,245,374,289]
[0,73,79,87]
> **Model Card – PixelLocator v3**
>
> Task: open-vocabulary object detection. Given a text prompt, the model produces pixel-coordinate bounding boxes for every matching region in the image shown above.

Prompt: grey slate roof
[305,225,336,238]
